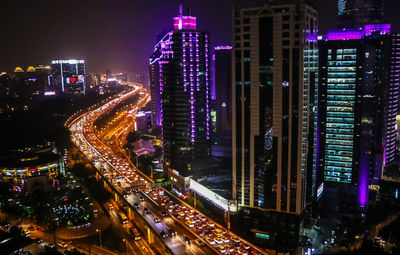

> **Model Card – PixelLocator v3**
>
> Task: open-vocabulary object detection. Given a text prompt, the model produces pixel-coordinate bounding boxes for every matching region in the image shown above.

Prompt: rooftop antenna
[178,3,183,30]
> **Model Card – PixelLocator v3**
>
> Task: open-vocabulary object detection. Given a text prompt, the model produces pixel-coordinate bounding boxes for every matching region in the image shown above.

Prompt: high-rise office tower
[149,5,210,189]
[232,0,318,248]
[211,46,233,158]
[338,0,384,28]
[214,46,233,132]
[316,24,398,212]
[149,49,162,127]
[51,59,86,95]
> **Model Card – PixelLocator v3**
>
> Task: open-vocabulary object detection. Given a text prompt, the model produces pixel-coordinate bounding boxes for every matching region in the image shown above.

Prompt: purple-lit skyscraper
[316,24,398,212]
[149,5,210,189]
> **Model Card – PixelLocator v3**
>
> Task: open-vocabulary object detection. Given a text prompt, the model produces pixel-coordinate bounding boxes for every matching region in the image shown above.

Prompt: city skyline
[1,0,400,254]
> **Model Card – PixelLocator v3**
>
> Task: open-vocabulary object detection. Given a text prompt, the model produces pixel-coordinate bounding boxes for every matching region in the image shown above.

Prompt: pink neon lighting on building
[173,4,197,30]
[214,46,232,50]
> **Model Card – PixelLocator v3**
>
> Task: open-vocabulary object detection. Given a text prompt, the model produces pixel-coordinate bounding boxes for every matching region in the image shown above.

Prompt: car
[227,246,235,252]
[160,231,167,238]
[153,217,161,223]
[233,243,241,250]
[194,239,205,247]
[134,231,141,241]
[182,236,191,244]
[206,237,215,245]
[28,226,35,231]
[223,237,230,243]
[139,196,144,201]
[161,211,168,217]
[57,242,68,248]
[231,236,241,243]
[168,228,177,236]
[218,245,227,253]
[185,220,194,228]
[134,202,139,208]
[215,237,223,244]
[243,243,250,250]
[144,208,151,214]
[35,238,43,244]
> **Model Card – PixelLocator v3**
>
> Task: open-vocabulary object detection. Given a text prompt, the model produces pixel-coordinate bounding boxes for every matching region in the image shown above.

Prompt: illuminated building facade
[232,0,317,249]
[317,24,398,210]
[0,144,65,192]
[51,59,86,95]
[149,5,210,185]
[338,0,384,28]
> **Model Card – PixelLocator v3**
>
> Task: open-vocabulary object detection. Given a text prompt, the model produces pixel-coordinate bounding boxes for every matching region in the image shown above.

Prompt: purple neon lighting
[306,33,318,42]
[325,24,392,41]
[359,152,369,207]
[327,28,364,40]
[364,24,391,35]
[173,5,197,30]
[214,46,232,50]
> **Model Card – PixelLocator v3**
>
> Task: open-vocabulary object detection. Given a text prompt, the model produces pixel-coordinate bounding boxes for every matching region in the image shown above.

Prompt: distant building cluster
[0,59,86,99]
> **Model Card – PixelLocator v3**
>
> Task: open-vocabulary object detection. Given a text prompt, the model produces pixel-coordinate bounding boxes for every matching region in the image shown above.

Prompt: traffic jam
[70,85,265,255]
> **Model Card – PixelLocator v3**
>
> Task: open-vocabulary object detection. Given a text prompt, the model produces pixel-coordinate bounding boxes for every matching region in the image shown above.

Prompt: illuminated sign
[255,233,270,240]
[189,178,237,212]
[368,185,380,191]
[44,91,56,96]
[13,186,21,192]
[317,183,324,200]
[51,59,84,64]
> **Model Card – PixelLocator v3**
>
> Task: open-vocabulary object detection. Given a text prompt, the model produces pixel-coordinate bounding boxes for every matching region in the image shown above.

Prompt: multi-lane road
[67,82,267,255]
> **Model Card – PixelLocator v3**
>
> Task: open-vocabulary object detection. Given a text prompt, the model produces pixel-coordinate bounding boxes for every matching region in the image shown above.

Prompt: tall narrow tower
[149,5,210,189]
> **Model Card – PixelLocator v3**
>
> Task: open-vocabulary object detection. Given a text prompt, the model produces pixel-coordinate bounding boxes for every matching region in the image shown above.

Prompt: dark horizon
[0,0,399,74]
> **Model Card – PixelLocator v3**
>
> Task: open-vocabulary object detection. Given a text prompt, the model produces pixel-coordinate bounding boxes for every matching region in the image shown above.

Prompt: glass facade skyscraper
[231,0,318,249]
[317,24,398,209]
[149,5,210,188]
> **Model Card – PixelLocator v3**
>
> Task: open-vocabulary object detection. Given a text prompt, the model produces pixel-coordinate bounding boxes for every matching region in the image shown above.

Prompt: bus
[118,212,128,224]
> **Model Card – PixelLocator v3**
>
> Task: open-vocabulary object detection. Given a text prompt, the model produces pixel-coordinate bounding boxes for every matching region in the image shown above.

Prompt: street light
[122,238,128,255]
[96,229,102,247]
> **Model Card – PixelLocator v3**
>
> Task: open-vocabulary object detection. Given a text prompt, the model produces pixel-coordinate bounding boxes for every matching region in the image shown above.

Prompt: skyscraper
[232,0,318,248]
[338,0,384,28]
[51,59,86,95]
[149,5,210,189]
[149,47,162,127]
[316,24,398,212]
[214,46,233,132]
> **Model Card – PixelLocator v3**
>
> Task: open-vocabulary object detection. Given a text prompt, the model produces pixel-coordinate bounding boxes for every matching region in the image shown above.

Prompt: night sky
[0,0,399,74]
